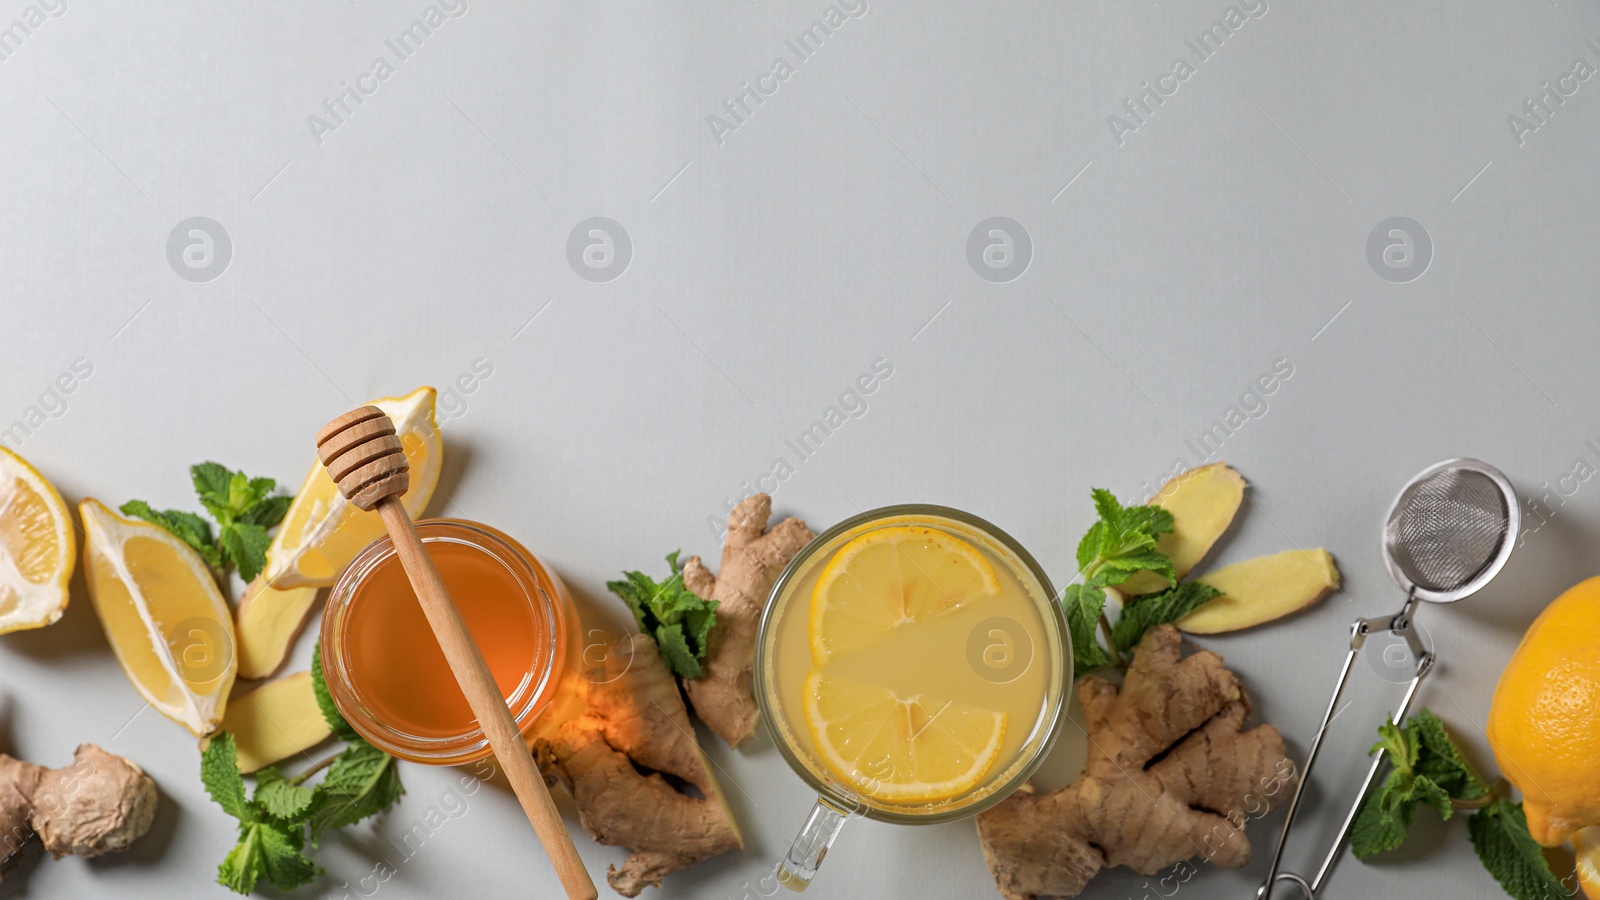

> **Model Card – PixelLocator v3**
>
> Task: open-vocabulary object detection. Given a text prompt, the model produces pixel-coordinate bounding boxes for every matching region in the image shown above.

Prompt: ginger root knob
[976,626,1297,899]
[0,744,157,881]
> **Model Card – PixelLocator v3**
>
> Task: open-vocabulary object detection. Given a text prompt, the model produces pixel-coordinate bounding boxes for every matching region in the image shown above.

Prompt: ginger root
[0,744,157,882]
[535,634,743,897]
[681,494,812,746]
[976,626,1296,899]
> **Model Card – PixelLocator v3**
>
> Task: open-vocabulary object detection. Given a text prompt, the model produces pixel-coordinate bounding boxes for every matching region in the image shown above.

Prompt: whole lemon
[1487,575,1600,847]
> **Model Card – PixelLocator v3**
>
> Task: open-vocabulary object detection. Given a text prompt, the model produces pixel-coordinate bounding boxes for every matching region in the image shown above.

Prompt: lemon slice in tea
[810,526,1000,666]
[803,671,1006,803]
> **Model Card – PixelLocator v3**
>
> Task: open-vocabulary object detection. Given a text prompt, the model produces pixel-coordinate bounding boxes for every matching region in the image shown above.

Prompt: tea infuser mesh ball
[1383,466,1511,598]
[1257,459,1518,899]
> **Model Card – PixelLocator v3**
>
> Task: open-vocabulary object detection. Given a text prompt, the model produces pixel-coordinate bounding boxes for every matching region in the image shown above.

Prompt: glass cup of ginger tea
[755,505,1071,890]
[320,519,580,765]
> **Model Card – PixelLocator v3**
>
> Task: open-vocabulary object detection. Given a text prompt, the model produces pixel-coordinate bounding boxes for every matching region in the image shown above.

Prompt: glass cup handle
[777,797,850,892]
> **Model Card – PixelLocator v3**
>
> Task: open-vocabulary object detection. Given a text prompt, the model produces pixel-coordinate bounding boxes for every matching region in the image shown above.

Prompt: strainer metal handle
[1255,594,1434,899]
[1255,458,1518,899]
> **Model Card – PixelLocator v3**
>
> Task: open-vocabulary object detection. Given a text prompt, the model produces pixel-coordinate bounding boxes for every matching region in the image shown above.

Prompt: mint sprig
[607,551,719,678]
[202,734,321,894]
[1077,488,1177,589]
[1350,710,1480,857]
[1062,488,1220,676]
[122,461,290,581]
[1353,709,1568,900]
[203,644,404,894]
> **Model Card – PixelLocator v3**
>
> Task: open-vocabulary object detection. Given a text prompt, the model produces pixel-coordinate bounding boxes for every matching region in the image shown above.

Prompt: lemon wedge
[81,498,237,735]
[0,448,75,634]
[810,526,999,666]
[264,387,441,589]
[803,671,1005,803]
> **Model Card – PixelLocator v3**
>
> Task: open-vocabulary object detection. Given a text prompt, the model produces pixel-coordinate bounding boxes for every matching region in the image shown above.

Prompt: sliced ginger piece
[203,671,332,773]
[1178,549,1339,634]
[1121,462,1246,595]
[234,577,320,680]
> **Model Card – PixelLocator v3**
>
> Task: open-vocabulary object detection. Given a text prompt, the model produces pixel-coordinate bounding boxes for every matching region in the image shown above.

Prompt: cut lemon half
[264,386,441,589]
[810,526,999,666]
[81,498,237,735]
[803,672,1006,803]
[0,448,75,634]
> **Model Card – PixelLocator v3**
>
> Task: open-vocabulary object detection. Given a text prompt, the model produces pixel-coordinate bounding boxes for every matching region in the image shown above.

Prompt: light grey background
[2,0,1598,898]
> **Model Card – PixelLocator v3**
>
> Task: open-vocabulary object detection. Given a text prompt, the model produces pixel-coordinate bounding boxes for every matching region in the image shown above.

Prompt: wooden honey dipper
[316,406,597,900]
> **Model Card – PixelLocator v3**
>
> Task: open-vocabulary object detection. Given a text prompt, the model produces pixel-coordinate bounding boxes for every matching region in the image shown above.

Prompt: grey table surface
[3,1,1598,898]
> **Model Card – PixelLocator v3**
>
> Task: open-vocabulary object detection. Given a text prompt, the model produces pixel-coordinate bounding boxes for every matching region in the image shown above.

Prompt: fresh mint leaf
[120,500,223,566]
[684,606,717,659]
[191,462,234,517]
[311,640,359,742]
[222,521,273,582]
[1120,504,1176,540]
[1062,584,1112,679]
[1411,709,1490,801]
[309,741,405,844]
[201,733,254,823]
[1110,581,1221,654]
[206,733,320,894]
[1075,488,1177,590]
[1354,710,1496,860]
[239,493,292,528]
[1093,549,1174,589]
[1469,799,1568,900]
[653,622,703,678]
[1408,774,1454,820]
[216,825,269,894]
[1351,781,1415,858]
[607,551,719,679]
[255,768,316,822]
[257,824,320,891]
[1090,487,1123,526]
[1372,718,1415,774]
[217,821,319,894]
[1074,524,1102,574]
[240,475,276,511]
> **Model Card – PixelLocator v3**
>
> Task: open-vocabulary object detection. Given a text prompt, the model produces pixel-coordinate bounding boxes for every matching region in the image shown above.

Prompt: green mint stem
[1097,610,1123,668]
[290,753,339,786]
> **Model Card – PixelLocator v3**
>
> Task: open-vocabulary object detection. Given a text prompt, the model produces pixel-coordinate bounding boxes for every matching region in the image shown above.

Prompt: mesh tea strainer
[1257,459,1519,899]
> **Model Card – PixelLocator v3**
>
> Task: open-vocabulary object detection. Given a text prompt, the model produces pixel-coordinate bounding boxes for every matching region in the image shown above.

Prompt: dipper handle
[317,407,597,900]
